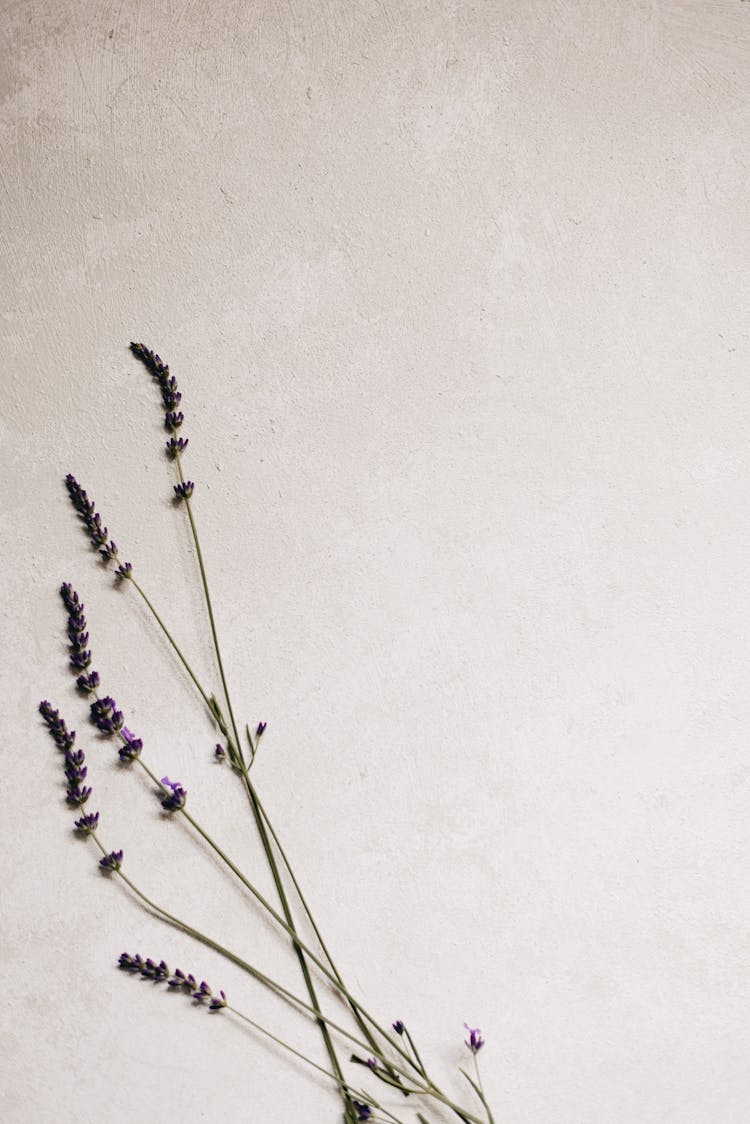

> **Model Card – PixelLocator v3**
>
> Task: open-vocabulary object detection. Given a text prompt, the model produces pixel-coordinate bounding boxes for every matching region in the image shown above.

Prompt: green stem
[404,1027,428,1078]
[90,825,484,1124]
[174,458,360,1118]
[128,576,213,713]
[176,458,243,765]
[245,774,410,1084]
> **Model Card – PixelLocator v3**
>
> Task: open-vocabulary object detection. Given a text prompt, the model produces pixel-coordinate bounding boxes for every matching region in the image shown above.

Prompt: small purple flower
[353,1103,372,1121]
[116,561,133,579]
[255,721,267,738]
[119,952,144,973]
[100,849,123,872]
[119,727,143,762]
[464,1024,484,1054]
[76,670,101,693]
[160,776,187,812]
[208,990,227,1011]
[91,696,124,734]
[167,968,197,991]
[74,811,100,834]
[173,481,194,500]
[392,1020,405,1035]
[166,436,189,458]
[142,958,170,982]
[214,743,226,762]
[192,980,213,1003]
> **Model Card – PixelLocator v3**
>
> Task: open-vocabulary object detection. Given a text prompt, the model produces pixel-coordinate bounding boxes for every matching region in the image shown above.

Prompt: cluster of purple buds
[64,474,124,565]
[119,727,143,762]
[352,1103,372,1121]
[39,700,75,752]
[166,436,188,458]
[39,702,96,810]
[74,811,100,835]
[64,746,91,807]
[116,561,133,580]
[76,671,100,693]
[130,342,190,455]
[120,957,228,1011]
[60,583,99,686]
[464,1024,484,1054]
[392,1020,405,1035]
[173,481,195,501]
[99,849,123,872]
[119,953,169,980]
[91,696,124,734]
[160,776,187,812]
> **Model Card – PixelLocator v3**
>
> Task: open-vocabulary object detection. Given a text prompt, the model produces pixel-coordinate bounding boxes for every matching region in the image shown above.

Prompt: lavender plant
[40,344,495,1124]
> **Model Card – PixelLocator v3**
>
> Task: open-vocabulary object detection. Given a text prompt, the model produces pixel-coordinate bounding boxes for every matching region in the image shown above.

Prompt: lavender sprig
[64,475,124,565]
[39,703,95,814]
[130,342,189,453]
[59,584,143,762]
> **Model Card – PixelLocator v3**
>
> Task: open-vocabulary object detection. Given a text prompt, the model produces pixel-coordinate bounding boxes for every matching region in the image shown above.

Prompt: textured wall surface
[2,2,750,1121]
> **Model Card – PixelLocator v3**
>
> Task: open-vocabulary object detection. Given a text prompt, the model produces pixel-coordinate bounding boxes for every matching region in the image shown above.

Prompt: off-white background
[2,2,749,1121]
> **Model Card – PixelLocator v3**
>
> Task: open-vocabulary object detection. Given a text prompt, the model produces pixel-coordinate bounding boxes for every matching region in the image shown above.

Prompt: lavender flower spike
[60,583,99,681]
[64,475,125,565]
[160,776,187,812]
[464,1024,485,1054]
[130,343,189,448]
[39,702,97,813]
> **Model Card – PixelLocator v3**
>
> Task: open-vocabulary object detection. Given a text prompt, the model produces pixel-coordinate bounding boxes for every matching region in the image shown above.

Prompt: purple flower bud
[173,481,194,500]
[100,849,123,872]
[255,722,267,738]
[166,436,189,458]
[214,743,226,762]
[192,980,212,1002]
[365,1057,377,1070]
[165,410,184,431]
[353,1103,372,1121]
[392,1020,405,1035]
[75,811,100,834]
[160,776,187,812]
[208,990,227,1011]
[119,952,144,973]
[76,671,101,693]
[119,728,143,762]
[142,958,170,981]
[116,561,133,579]
[464,1024,484,1054]
[91,696,124,734]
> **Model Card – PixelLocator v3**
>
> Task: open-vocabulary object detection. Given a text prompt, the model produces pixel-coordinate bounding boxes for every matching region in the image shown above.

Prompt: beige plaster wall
[2,2,749,1121]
